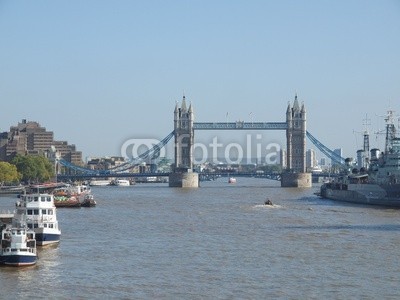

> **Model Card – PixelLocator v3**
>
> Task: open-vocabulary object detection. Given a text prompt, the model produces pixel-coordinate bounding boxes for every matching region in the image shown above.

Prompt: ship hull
[321,183,400,208]
[2,254,36,266]
[35,232,61,246]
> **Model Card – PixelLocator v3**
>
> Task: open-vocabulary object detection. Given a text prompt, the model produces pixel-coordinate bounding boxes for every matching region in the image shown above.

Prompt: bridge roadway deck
[193,122,288,130]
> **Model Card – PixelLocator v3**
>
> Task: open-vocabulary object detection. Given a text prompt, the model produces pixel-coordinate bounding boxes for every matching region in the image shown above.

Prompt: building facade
[306,149,317,169]
[332,148,343,165]
[0,119,82,165]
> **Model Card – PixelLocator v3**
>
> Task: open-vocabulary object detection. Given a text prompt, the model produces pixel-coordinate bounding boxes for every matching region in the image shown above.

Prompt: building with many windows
[332,148,343,165]
[306,149,317,169]
[0,119,82,165]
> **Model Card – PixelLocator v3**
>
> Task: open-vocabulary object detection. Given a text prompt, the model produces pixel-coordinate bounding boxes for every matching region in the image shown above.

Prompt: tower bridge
[170,94,311,187]
[58,94,346,187]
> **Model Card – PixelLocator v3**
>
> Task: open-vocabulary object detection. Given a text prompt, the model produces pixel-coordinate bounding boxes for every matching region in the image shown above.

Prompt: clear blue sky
[1,1,399,162]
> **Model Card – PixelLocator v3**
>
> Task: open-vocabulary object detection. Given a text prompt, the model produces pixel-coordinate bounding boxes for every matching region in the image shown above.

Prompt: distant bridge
[57,129,345,178]
[57,171,336,182]
[57,96,347,180]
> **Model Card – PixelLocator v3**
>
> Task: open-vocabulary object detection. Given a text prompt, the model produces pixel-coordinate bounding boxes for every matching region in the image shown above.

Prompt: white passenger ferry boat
[89,179,111,186]
[14,193,61,246]
[1,225,37,266]
[114,179,130,186]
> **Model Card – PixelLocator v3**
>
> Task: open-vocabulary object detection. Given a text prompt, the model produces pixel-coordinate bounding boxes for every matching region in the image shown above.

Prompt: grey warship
[320,111,400,207]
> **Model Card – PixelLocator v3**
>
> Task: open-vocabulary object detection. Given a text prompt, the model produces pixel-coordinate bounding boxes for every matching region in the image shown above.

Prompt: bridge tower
[286,94,306,172]
[281,94,312,187]
[169,95,199,187]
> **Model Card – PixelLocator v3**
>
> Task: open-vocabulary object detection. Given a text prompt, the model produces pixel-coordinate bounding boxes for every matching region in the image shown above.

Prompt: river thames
[1,178,399,299]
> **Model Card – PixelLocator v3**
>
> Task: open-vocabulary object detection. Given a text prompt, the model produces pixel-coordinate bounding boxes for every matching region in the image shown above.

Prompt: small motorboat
[228,177,237,184]
[264,198,273,206]
[81,194,96,207]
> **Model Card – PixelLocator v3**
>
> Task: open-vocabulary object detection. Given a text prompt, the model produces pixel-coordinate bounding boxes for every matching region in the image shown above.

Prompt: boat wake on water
[253,204,282,209]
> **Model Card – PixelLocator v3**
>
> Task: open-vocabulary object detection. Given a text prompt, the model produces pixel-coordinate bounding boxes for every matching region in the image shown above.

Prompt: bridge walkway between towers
[193,122,287,130]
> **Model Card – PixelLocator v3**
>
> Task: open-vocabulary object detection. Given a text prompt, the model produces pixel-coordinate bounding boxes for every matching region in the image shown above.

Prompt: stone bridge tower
[281,94,311,187]
[286,94,306,172]
[173,95,194,170]
[169,95,199,187]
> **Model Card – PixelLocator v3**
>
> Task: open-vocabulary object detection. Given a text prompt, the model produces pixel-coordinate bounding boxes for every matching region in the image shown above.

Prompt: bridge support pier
[169,171,199,188]
[281,172,312,188]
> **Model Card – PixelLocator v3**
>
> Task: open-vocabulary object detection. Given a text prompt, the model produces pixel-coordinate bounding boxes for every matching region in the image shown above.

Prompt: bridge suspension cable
[57,159,98,175]
[57,131,175,175]
[306,131,346,165]
[108,130,175,173]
